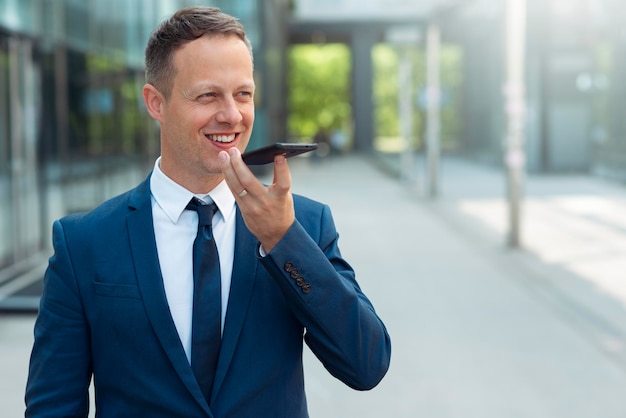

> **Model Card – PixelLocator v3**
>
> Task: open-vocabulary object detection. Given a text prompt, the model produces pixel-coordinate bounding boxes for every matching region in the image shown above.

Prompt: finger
[228,148,260,190]
[219,150,246,197]
[219,150,236,183]
[270,154,291,195]
[222,148,261,198]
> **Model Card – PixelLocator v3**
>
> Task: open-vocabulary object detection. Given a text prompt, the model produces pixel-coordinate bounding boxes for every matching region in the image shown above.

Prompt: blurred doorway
[541,51,594,172]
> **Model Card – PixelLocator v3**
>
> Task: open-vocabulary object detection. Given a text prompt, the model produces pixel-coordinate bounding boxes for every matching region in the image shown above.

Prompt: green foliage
[287,41,463,151]
[440,46,463,150]
[373,45,423,142]
[288,44,351,138]
[373,43,463,151]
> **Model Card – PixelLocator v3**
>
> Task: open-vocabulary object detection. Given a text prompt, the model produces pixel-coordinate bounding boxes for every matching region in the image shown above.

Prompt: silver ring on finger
[238,189,248,197]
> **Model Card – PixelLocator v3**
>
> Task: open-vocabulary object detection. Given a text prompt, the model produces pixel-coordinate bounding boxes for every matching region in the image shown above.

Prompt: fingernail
[219,151,229,162]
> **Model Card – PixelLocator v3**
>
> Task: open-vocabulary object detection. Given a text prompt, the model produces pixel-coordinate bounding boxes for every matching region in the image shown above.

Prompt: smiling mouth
[206,134,236,143]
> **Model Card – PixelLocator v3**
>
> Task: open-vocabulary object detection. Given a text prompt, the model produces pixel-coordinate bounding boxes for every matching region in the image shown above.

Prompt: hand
[219,147,295,253]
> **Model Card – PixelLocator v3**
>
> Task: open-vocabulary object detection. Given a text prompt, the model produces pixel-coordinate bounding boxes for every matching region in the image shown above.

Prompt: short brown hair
[145,6,252,98]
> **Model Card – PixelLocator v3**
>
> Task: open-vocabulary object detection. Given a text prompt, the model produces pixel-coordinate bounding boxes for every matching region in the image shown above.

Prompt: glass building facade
[442,0,626,178]
[0,0,289,297]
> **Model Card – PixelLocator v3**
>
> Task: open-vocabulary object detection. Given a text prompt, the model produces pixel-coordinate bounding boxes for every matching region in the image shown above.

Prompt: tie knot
[186,197,218,227]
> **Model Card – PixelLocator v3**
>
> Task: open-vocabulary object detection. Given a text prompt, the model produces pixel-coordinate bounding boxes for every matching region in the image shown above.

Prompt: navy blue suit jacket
[26,175,391,417]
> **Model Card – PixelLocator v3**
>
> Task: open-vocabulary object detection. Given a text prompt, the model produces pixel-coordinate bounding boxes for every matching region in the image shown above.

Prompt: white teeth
[208,134,236,143]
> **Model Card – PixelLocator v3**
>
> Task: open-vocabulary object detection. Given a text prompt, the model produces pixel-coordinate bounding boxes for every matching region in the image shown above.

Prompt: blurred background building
[0,0,289,302]
[2,0,626,308]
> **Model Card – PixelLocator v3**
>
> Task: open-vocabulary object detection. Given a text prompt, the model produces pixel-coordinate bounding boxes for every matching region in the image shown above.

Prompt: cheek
[186,105,213,126]
[243,109,255,138]
[244,105,255,126]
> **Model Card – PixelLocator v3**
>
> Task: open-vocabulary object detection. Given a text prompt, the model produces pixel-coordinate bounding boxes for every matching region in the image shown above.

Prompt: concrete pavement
[296,155,626,417]
[3,154,626,417]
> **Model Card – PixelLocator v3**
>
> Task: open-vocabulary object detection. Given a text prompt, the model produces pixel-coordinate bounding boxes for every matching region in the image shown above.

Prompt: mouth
[206,133,237,144]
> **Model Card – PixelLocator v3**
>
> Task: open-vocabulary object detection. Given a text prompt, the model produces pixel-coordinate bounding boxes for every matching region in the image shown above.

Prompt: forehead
[173,35,254,89]
[170,34,254,91]
[174,34,252,67]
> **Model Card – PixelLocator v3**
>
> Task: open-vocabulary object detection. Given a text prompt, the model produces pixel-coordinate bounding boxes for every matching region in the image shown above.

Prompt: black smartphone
[242,142,318,165]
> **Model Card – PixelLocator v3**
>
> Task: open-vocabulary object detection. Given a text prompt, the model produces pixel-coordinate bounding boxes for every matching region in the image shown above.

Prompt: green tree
[373,43,463,152]
[288,44,351,139]
[288,42,462,152]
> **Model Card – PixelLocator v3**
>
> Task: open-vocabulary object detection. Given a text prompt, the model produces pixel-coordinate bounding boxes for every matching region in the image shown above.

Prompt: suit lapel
[126,177,212,416]
[210,207,259,403]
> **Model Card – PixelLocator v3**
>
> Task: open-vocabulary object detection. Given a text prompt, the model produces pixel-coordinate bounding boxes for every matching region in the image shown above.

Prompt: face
[145,34,255,193]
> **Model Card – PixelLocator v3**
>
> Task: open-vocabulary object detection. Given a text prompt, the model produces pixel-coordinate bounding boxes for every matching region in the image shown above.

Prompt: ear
[143,83,165,121]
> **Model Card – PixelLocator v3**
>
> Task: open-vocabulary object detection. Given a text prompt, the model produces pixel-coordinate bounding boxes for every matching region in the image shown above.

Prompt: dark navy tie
[186,197,221,403]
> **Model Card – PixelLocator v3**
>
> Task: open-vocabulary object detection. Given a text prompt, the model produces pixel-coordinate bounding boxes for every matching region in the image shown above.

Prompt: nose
[215,98,243,125]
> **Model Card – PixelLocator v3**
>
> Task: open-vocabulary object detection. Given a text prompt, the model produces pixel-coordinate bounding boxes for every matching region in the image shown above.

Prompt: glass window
[0,37,43,267]
[65,1,90,49]
[0,0,40,35]
[0,36,12,267]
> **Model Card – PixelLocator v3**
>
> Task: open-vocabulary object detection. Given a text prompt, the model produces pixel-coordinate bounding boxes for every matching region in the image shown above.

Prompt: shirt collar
[150,157,236,224]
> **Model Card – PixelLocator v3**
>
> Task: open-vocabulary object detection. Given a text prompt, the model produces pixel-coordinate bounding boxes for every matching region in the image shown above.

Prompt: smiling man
[25,7,391,418]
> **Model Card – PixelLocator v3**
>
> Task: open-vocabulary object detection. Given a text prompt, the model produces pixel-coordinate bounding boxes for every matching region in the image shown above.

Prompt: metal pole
[8,38,24,262]
[426,23,441,198]
[398,48,414,182]
[504,0,527,248]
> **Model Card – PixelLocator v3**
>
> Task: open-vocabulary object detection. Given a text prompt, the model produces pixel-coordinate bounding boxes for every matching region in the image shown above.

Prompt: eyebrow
[186,81,256,95]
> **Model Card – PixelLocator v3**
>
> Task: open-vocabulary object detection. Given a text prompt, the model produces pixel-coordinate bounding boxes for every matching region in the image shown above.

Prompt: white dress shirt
[150,157,236,363]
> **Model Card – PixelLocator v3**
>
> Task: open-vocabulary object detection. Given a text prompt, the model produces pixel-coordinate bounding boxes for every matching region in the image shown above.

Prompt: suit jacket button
[295,277,305,286]
[290,269,300,279]
[284,262,294,272]
[302,284,312,294]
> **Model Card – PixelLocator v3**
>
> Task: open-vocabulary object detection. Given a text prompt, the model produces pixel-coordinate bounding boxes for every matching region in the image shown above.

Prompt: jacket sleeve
[259,203,391,390]
[25,219,92,418]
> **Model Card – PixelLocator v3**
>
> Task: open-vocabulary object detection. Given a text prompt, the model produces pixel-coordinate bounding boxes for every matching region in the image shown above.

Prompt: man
[25,6,390,417]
